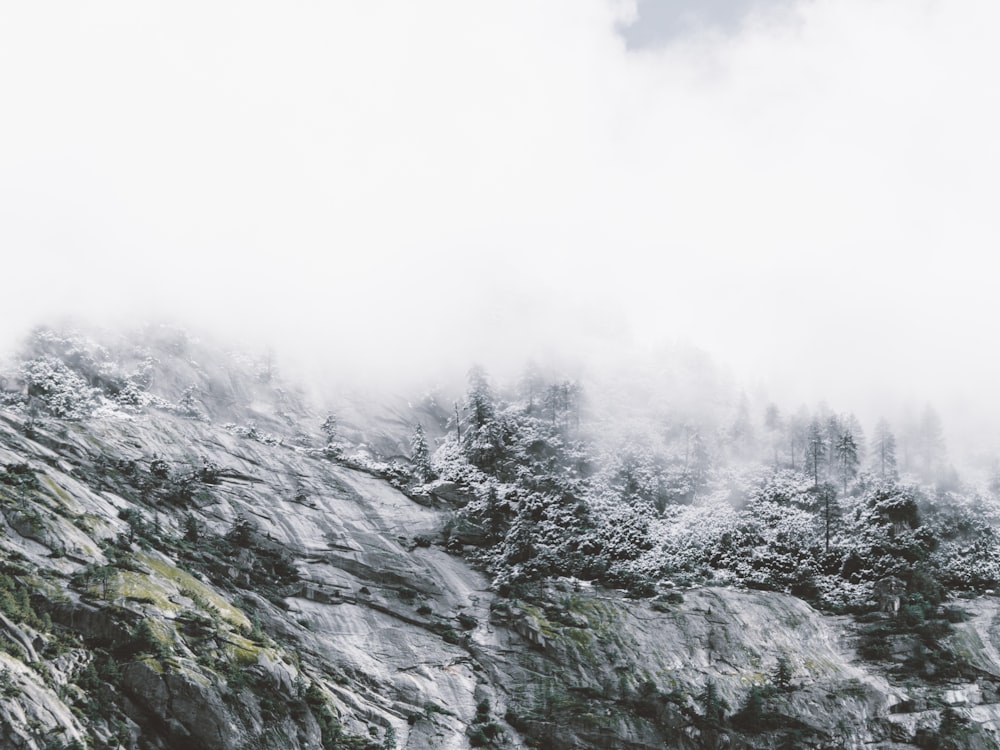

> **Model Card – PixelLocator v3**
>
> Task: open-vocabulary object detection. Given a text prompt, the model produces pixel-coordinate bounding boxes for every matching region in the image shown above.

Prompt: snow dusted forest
[420,358,1000,620]
[12,326,999,621]
[4,325,1000,747]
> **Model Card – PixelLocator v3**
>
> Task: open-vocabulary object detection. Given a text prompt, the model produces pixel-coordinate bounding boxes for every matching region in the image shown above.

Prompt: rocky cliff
[0,330,998,749]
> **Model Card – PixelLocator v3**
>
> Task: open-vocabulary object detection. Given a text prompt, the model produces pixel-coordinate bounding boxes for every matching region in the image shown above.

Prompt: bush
[858,636,891,661]
[457,613,477,630]
[19,357,97,419]
[0,463,41,491]
[130,619,171,660]
[943,606,970,623]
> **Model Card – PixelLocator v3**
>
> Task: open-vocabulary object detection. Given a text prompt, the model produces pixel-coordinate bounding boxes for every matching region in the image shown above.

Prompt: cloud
[1,0,999,437]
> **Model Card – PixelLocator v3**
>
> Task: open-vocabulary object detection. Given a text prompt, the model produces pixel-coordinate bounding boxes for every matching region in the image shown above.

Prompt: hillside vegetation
[0,326,998,749]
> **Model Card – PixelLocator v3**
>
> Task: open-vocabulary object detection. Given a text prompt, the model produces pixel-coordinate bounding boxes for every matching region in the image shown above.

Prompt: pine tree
[183,514,201,543]
[844,413,866,466]
[872,419,898,478]
[484,485,504,542]
[698,679,728,724]
[321,414,338,442]
[466,366,495,431]
[824,415,843,480]
[462,366,504,472]
[834,430,859,494]
[732,684,768,731]
[786,411,809,471]
[805,418,827,487]
[813,482,838,551]
[772,654,793,690]
[409,424,432,483]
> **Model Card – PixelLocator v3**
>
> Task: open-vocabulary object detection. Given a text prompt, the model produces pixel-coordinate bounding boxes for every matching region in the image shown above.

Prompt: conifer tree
[462,366,504,472]
[698,679,727,724]
[805,418,827,487]
[872,419,898,478]
[834,430,859,494]
[410,423,432,483]
[321,414,338,442]
[773,654,793,690]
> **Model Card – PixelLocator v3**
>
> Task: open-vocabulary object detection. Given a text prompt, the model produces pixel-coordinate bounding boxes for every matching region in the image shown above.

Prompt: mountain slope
[0,328,998,749]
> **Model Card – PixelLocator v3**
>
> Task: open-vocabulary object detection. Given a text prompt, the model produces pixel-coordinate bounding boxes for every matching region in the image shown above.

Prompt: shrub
[457,613,477,630]
[18,357,97,419]
[0,463,41,491]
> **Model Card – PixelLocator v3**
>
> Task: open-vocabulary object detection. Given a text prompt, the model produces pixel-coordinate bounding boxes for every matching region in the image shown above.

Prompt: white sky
[1,0,999,439]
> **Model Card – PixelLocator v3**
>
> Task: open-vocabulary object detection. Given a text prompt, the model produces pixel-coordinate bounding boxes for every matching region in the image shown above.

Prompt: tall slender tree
[462,366,505,472]
[786,410,810,472]
[410,423,432,482]
[871,419,898,478]
[805,418,827,487]
[834,430,859,494]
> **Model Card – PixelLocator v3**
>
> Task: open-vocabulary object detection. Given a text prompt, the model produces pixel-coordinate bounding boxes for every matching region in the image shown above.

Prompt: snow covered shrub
[114,381,148,412]
[18,356,98,419]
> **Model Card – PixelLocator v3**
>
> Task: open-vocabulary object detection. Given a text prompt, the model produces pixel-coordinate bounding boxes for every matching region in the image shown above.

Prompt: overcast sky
[1,0,999,439]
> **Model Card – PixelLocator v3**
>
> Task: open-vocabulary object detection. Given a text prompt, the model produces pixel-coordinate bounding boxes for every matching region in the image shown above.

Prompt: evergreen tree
[409,423,432,482]
[484,484,505,542]
[183,514,201,544]
[812,482,839,552]
[462,366,505,472]
[824,415,843,479]
[844,413,866,466]
[786,411,809,472]
[321,414,338,442]
[872,419,898,479]
[772,654,793,690]
[686,426,712,491]
[697,679,728,724]
[732,684,768,731]
[466,366,495,431]
[834,430,859,494]
[805,418,827,487]
[93,565,117,601]
[542,379,581,432]
[697,679,728,749]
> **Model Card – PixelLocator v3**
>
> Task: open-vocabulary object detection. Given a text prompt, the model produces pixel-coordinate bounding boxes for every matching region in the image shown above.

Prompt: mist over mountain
[3,0,1000,747]
[0,323,996,747]
[4,0,1000,435]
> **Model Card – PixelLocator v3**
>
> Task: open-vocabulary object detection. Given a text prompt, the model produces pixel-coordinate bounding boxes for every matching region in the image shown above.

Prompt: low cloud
[1,0,998,449]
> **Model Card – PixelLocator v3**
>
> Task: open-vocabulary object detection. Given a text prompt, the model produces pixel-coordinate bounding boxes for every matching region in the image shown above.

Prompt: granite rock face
[0,339,998,749]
